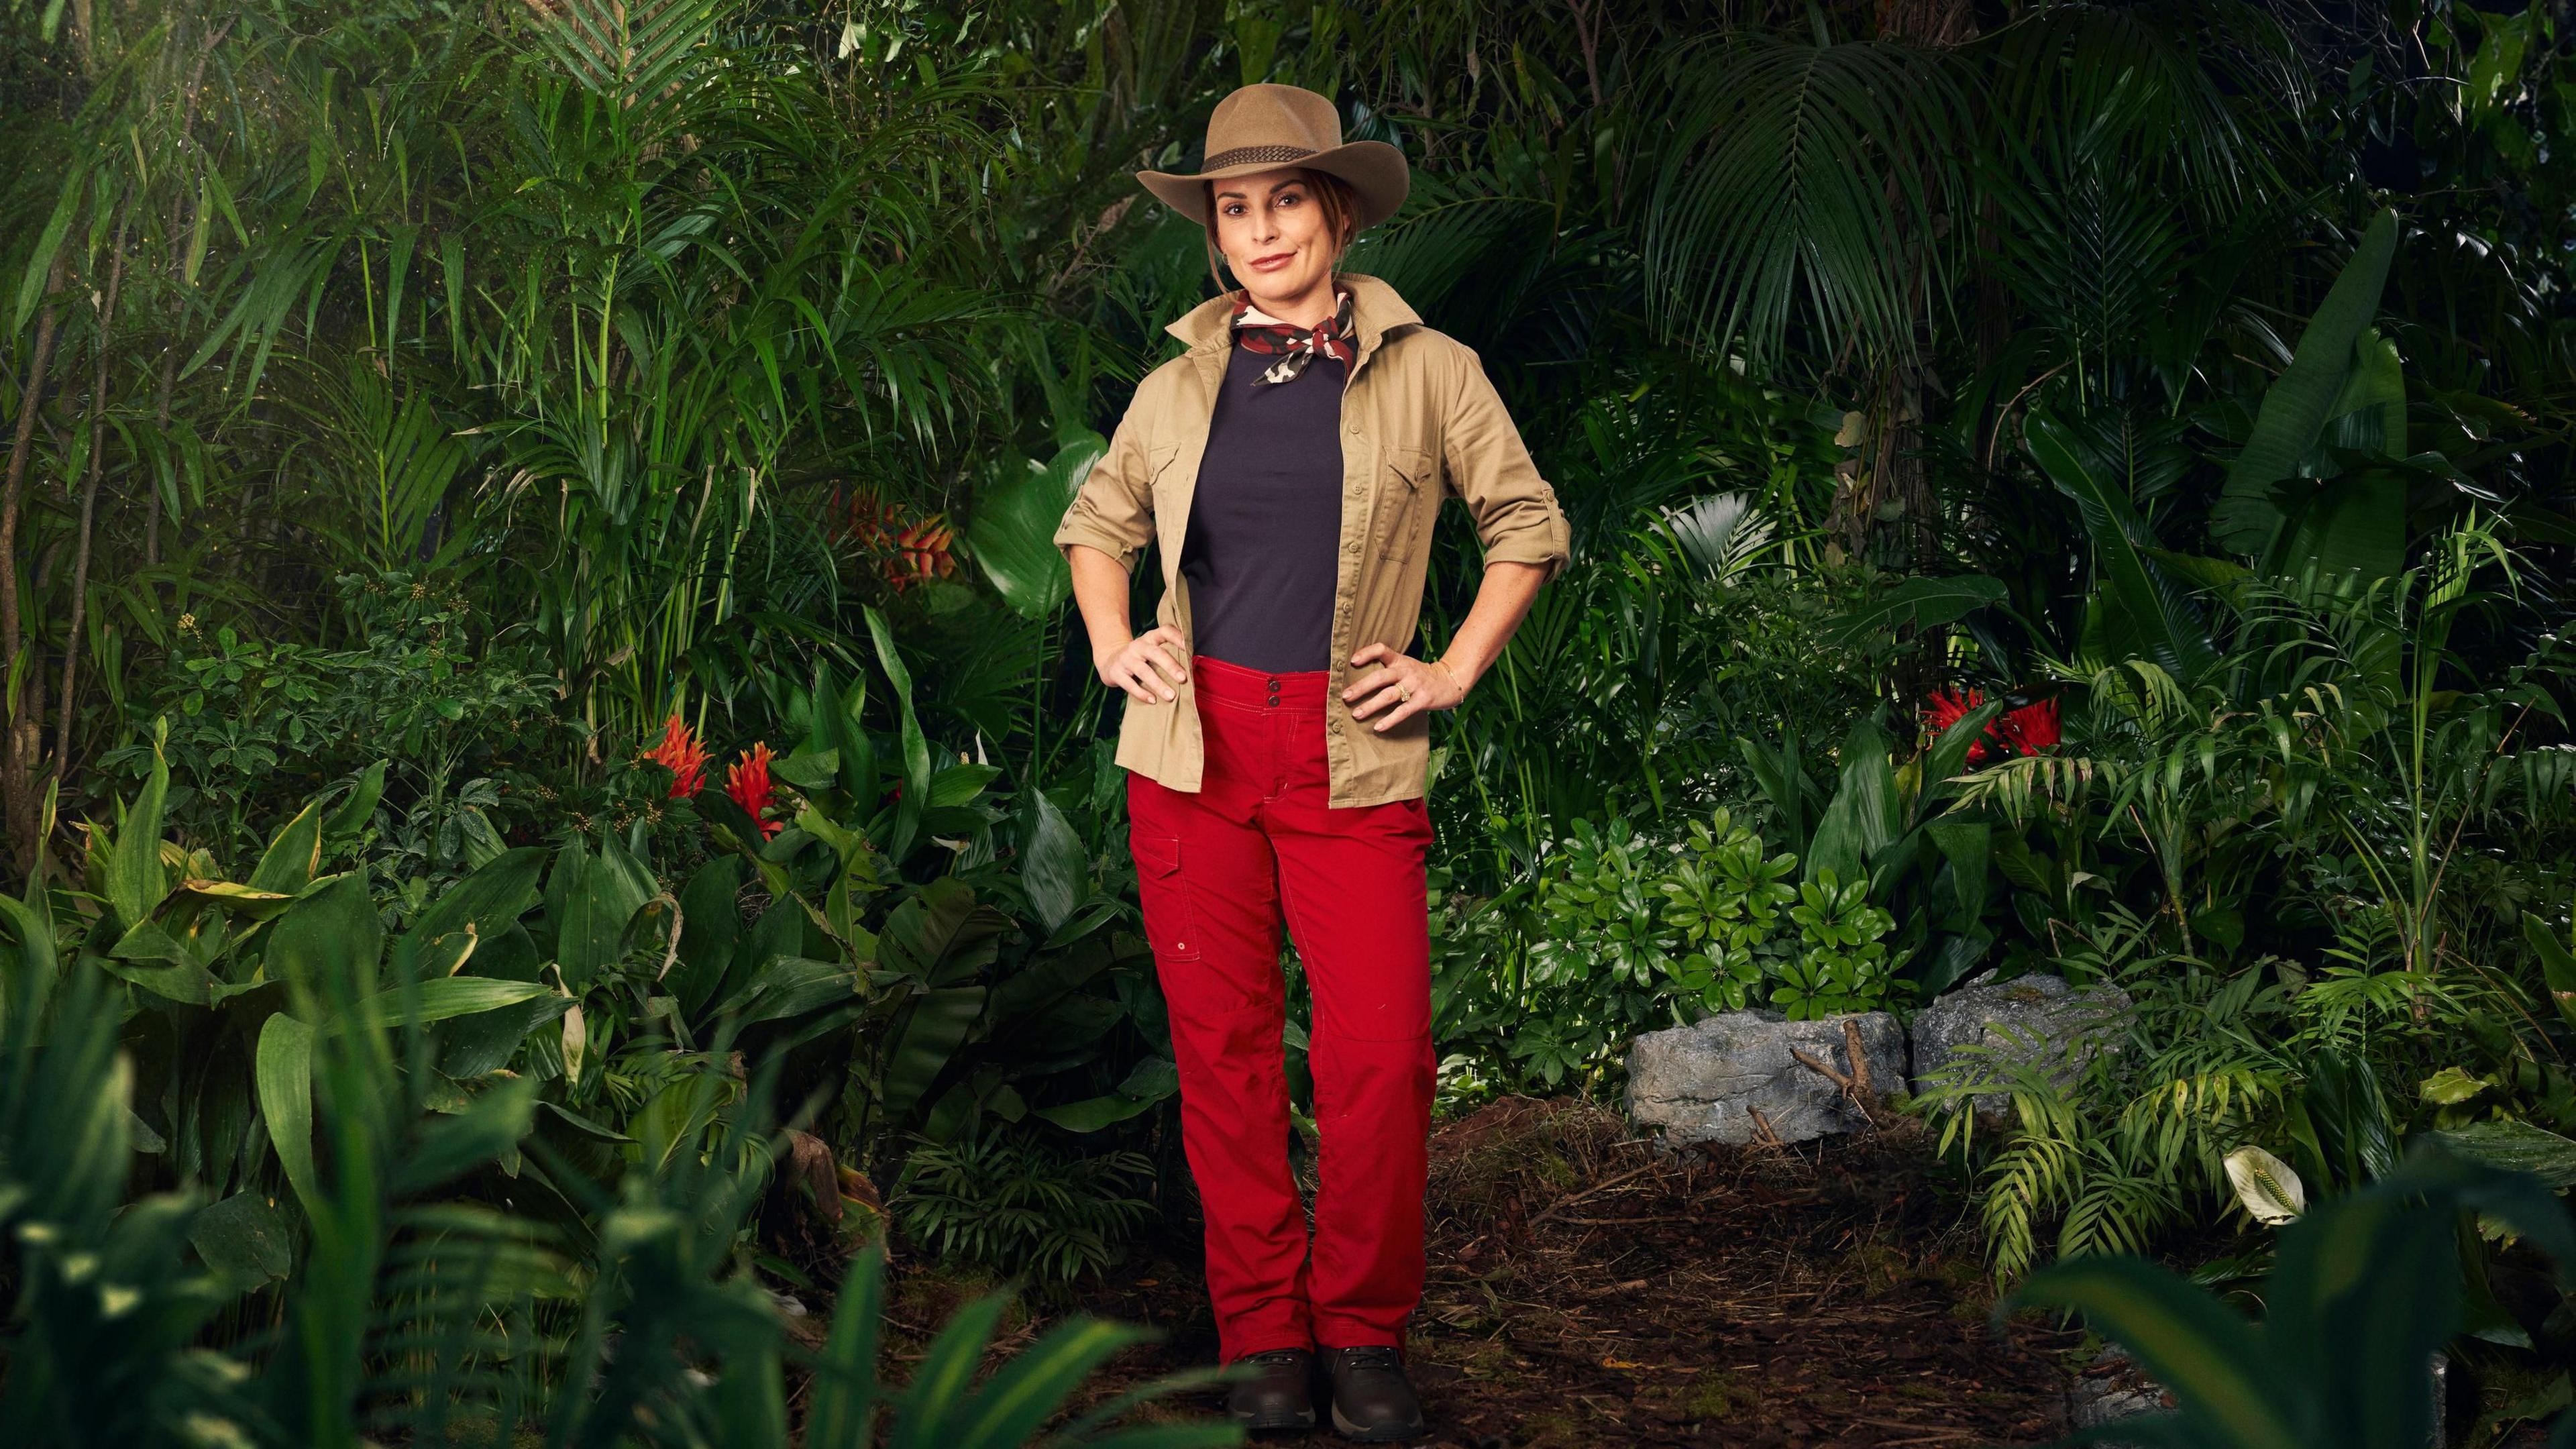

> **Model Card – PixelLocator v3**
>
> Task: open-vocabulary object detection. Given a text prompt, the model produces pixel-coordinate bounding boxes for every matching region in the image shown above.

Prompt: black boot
[1320,1344,1425,1442]
[1225,1346,1318,1432]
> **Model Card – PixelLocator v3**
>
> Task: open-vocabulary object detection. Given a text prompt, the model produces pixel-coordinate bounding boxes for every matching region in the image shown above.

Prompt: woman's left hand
[1341,643,1468,732]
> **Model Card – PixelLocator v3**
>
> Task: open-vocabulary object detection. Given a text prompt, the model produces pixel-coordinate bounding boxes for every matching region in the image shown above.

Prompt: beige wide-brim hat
[1136,83,1409,233]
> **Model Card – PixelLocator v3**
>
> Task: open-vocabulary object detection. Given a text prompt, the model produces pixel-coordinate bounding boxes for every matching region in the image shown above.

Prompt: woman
[1053,82,1568,1442]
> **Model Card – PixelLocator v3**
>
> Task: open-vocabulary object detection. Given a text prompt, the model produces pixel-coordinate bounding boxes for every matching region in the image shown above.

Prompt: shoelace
[1242,1348,1309,1366]
[1333,1344,1403,1372]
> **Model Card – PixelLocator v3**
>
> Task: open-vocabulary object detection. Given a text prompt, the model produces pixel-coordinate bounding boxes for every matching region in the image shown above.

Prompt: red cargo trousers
[1125,653,1437,1364]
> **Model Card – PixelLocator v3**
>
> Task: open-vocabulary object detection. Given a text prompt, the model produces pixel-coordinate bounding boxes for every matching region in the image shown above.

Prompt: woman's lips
[1251,254,1292,270]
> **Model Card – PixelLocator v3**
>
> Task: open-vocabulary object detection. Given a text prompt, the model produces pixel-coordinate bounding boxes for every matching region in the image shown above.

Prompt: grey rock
[1623,1009,1904,1146]
[1909,970,2131,1110]
[2071,1342,2447,1448]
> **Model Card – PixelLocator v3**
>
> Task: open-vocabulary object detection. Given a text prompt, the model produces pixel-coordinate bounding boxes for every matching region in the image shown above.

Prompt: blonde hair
[1202,167,1361,298]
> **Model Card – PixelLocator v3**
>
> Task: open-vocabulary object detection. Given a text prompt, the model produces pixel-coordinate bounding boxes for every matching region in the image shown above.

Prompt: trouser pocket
[1129,829,1203,961]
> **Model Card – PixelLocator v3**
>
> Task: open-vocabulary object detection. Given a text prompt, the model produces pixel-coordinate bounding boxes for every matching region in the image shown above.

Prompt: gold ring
[1397,685,1413,702]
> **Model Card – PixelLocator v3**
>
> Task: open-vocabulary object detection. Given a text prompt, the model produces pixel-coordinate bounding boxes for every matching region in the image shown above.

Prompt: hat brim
[1136,139,1409,233]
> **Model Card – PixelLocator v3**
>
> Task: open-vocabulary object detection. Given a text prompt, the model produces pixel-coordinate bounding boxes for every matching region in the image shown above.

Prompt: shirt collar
[1165,270,1421,355]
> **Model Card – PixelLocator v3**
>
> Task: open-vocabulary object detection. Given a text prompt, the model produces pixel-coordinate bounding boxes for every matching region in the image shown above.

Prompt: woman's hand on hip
[1342,643,1467,731]
[1098,626,1191,704]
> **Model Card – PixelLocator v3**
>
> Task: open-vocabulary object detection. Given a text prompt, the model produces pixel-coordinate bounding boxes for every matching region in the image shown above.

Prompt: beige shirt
[1053,271,1571,807]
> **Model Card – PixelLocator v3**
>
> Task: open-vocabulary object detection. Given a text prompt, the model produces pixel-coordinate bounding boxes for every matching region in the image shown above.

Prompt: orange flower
[642,712,712,798]
[727,742,781,839]
[891,515,957,590]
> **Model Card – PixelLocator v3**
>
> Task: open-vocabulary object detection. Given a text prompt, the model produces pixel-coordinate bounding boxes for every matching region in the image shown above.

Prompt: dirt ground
[890,1097,2104,1448]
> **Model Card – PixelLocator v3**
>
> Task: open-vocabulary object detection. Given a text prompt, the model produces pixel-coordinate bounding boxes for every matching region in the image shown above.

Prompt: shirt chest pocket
[1375,444,1436,561]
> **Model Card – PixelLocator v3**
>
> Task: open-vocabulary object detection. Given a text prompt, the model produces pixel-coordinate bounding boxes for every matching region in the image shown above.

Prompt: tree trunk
[1,259,66,877]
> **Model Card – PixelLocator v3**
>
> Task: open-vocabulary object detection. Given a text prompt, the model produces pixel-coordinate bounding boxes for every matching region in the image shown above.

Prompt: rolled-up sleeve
[1442,345,1570,586]
[1053,391,1159,576]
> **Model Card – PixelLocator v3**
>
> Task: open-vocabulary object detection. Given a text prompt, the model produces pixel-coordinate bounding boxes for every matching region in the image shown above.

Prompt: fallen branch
[1791,1020,1884,1126]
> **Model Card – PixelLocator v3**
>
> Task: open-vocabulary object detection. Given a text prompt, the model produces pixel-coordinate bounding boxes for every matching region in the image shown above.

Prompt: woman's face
[1212,168,1338,311]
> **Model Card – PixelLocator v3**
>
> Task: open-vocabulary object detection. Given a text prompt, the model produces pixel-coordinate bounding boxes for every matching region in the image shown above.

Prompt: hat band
[1203,143,1321,170]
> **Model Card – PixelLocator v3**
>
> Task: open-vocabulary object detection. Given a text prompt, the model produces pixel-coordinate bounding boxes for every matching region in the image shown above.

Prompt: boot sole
[1330,1399,1425,1442]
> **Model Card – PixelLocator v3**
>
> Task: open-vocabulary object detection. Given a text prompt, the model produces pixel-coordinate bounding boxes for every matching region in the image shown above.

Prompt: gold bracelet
[1430,658,1464,696]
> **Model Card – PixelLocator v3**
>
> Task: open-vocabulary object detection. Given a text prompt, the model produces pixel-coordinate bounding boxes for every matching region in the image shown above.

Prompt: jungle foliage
[6,0,2576,1440]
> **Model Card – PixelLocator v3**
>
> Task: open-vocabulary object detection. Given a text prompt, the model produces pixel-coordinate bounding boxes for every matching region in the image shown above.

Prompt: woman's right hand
[1097,625,1191,704]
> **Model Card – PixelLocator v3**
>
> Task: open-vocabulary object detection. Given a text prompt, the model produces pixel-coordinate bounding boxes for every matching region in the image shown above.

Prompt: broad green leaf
[106,730,172,931]
[105,919,217,1004]
[1020,790,1085,934]
[879,879,1006,986]
[392,1075,538,1195]
[1805,716,1897,885]
[1827,574,2006,647]
[191,1190,294,1290]
[1033,1057,1181,1133]
[670,855,747,1020]
[2029,410,2218,682]
[967,431,1106,619]
[171,879,299,920]
[2427,1120,2576,1190]
[266,873,382,1016]
[323,759,389,837]
[2010,1255,2297,1449]
[247,801,324,896]
[879,986,987,1123]
[351,977,549,1028]
[2212,208,2399,553]
[407,847,546,958]
[549,836,655,993]
[865,604,932,861]
[256,1013,319,1212]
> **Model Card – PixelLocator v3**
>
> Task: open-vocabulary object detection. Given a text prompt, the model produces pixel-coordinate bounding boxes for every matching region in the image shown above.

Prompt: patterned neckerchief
[1230,282,1356,386]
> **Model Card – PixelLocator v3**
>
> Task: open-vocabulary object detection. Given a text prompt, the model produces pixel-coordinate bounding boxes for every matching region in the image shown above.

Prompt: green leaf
[1805,716,1896,885]
[266,873,383,1016]
[807,1248,885,1448]
[2426,1120,2576,1190]
[2418,1067,2488,1106]
[866,605,932,861]
[1827,574,2006,646]
[1020,790,1085,934]
[350,977,551,1028]
[414,847,547,947]
[968,432,1106,619]
[106,729,172,932]
[549,835,655,993]
[324,759,389,837]
[191,1189,294,1291]
[256,1012,319,1212]
[392,1074,539,1195]
[248,801,325,896]
[879,986,987,1124]
[2029,409,2219,682]
[105,920,217,1004]
[670,855,747,1021]
[2009,1255,2297,1449]
[2212,208,2400,553]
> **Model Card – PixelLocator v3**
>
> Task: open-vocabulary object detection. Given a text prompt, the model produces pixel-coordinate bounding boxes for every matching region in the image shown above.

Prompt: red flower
[1996,698,2061,754]
[1925,688,1994,764]
[727,742,782,839]
[642,712,712,798]
[1923,689,2060,765]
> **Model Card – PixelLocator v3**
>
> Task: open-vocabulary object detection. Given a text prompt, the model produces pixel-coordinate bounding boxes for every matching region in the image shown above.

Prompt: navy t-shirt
[1177,341,1348,673]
